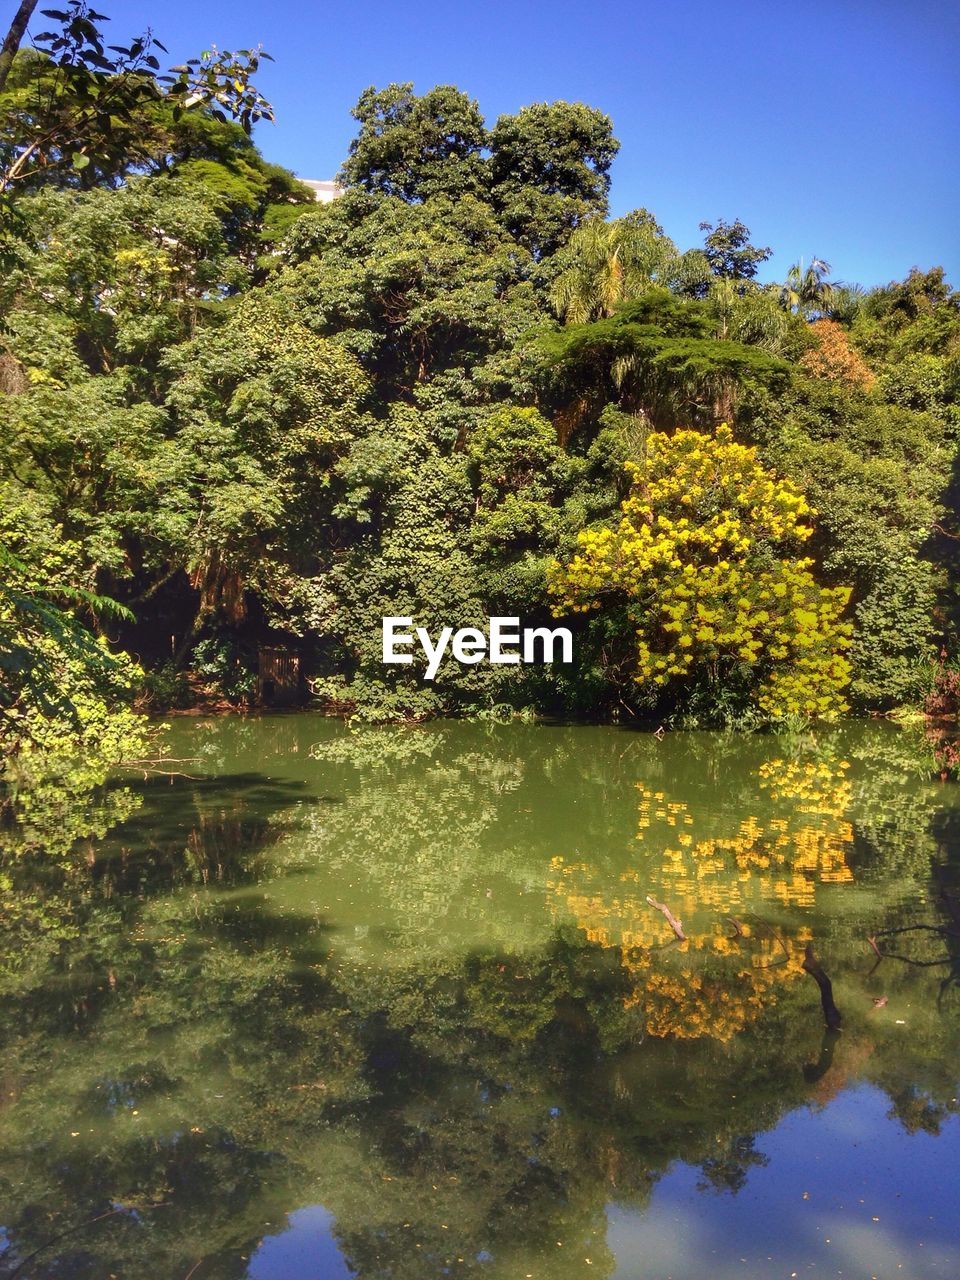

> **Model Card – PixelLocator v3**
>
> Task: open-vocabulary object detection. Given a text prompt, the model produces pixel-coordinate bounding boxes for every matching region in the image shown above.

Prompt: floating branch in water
[646,895,686,940]
[747,914,789,956]
[7,1202,169,1279]
[802,944,843,1031]
[874,923,960,940]
[867,923,958,970]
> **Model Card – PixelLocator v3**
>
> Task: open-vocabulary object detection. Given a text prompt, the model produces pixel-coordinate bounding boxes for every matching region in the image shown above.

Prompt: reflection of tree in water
[697,1134,769,1195]
[97,770,312,891]
[0,769,309,1055]
[546,733,960,1051]
[548,751,859,1040]
[0,776,142,863]
[1,722,959,1279]
[305,725,532,950]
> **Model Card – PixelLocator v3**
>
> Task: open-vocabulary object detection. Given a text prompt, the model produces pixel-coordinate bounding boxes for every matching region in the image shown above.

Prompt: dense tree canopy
[2,27,960,801]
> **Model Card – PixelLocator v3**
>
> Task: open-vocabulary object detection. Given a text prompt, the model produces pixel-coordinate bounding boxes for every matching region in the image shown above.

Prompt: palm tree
[780,257,837,316]
[824,283,867,325]
[549,211,678,324]
[708,279,798,354]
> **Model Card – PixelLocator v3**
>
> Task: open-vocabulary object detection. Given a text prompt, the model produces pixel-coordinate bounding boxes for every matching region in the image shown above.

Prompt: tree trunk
[0,0,39,96]
[802,944,842,1031]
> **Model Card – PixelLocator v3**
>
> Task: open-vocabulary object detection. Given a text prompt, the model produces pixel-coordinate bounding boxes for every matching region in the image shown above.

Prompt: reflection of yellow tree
[549,755,855,1041]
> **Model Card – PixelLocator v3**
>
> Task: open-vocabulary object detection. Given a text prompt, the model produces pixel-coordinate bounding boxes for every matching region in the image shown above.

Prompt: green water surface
[1,717,959,1279]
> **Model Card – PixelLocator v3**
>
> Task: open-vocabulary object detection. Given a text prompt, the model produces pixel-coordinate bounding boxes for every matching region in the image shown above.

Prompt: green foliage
[698,217,772,283]
[468,406,571,554]
[338,82,489,202]
[779,256,837,316]
[337,86,618,261]
[540,288,791,433]
[487,100,618,256]
[0,2,274,193]
[740,374,951,708]
[548,210,680,323]
[1,61,958,729]
[0,545,151,821]
[190,635,255,702]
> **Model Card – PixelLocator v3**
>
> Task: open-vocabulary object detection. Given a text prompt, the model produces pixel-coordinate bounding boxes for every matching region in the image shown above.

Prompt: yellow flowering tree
[549,424,852,720]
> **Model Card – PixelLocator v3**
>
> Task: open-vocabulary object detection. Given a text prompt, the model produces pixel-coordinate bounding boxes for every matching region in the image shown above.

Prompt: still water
[1,716,959,1279]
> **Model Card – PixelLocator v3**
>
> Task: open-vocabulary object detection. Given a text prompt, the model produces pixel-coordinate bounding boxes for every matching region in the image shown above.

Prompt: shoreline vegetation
[2,3,960,816]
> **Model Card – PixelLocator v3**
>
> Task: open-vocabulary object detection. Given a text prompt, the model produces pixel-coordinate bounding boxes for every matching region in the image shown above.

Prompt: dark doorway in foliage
[257,647,302,706]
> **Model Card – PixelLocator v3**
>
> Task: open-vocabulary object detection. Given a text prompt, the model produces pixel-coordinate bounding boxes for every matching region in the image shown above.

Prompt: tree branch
[646,895,686,941]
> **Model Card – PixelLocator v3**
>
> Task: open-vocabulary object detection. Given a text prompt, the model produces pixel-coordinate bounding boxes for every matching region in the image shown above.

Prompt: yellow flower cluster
[548,424,853,718]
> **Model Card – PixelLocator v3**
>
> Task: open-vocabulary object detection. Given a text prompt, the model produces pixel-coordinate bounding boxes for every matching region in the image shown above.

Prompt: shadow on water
[95,770,341,890]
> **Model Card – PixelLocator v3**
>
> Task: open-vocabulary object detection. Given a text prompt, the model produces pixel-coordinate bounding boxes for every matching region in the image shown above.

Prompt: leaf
[71,152,91,170]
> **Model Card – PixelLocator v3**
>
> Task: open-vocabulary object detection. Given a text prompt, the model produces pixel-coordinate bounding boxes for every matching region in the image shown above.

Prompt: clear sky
[95,0,958,288]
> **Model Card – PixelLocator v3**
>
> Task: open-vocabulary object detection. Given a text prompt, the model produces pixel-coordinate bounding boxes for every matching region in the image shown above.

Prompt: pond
[1,716,959,1279]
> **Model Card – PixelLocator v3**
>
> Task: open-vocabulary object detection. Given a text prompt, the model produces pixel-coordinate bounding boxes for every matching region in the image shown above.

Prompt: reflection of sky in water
[610,1085,960,1279]
[248,1205,354,1279]
[243,1087,960,1279]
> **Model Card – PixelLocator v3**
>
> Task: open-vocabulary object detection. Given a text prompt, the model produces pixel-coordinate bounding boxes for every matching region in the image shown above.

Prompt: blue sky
[101,0,957,287]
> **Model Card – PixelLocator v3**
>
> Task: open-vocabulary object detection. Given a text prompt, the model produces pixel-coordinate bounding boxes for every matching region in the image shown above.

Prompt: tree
[160,291,371,651]
[738,374,950,708]
[549,425,853,722]
[468,405,572,560]
[337,82,489,203]
[0,0,38,95]
[549,210,679,323]
[279,187,540,414]
[800,318,875,388]
[699,218,772,283]
[0,2,274,193]
[0,176,252,379]
[0,544,150,803]
[780,256,836,315]
[705,277,804,355]
[540,289,791,433]
[488,100,619,256]
[851,267,960,365]
[824,282,867,325]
